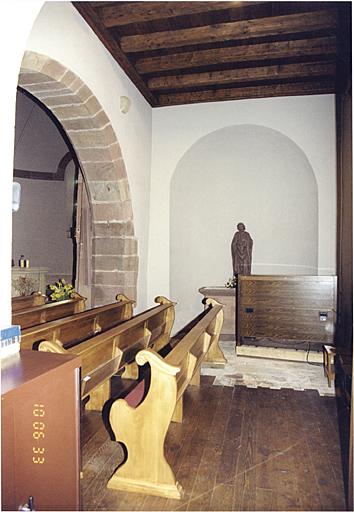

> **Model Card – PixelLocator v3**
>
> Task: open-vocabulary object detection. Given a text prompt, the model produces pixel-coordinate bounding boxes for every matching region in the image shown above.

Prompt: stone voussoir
[41,60,68,82]
[93,236,137,255]
[21,51,49,74]
[93,109,110,127]
[24,82,68,94]
[18,71,57,86]
[93,270,126,286]
[93,255,119,271]
[34,88,74,100]
[75,84,93,103]
[124,271,139,287]
[92,285,125,306]
[85,95,103,117]
[108,142,122,161]
[61,116,98,132]
[69,129,108,149]
[93,220,134,237]
[51,103,91,120]
[76,146,113,163]
[60,69,79,88]
[83,160,124,181]
[90,181,122,202]
[69,77,87,95]
[42,93,84,107]
[92,200,133,222]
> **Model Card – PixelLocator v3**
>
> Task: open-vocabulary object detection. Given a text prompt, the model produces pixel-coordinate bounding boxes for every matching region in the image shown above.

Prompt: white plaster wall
[170,124,319,328]
[149,95,336,313]
[25,1,152,311]
[0,0,43,329]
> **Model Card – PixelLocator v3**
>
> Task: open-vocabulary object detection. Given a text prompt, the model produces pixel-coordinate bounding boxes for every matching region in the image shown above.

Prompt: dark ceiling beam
[148,61,336,91]
[136,36,337,74]
[73,2,157,106]
[157,80,336,106]
[121,10,338,53]
[98,1,265,28]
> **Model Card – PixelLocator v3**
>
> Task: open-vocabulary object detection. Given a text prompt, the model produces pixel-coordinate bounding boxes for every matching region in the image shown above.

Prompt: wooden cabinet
[237,275,337,349]
[1,351,81,511]
[199,286,236,340]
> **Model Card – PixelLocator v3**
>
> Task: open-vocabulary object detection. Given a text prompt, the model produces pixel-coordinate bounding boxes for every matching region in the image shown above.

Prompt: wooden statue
[231,222,253,275]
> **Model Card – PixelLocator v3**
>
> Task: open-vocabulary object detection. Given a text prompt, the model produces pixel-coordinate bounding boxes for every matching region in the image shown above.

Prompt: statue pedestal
[199,286,236,341]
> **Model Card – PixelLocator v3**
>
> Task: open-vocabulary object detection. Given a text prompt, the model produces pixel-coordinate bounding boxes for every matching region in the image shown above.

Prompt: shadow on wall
[170,124,319,330]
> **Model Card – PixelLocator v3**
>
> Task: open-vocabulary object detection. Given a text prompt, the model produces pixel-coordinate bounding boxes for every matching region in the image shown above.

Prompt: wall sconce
[120,95,131,114]
[12,182,21,212]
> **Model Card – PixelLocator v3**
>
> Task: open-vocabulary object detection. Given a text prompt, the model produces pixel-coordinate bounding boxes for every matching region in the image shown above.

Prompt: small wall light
[120,95,131,114]
[12,182,21,212]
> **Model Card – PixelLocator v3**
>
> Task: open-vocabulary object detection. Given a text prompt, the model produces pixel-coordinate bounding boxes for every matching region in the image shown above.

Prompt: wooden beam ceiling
[73,1,351,107]
[120,10,338,52]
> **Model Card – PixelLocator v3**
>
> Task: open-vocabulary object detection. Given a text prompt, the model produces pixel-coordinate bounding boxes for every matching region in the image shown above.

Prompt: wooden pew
[12,292,86,329]
[19,294,134,351]
[38,296,175,411]
[12,292,46,312]
[107,298,224,499]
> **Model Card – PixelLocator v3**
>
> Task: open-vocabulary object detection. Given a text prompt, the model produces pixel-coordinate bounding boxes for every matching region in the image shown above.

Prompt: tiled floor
[201,340,334,396]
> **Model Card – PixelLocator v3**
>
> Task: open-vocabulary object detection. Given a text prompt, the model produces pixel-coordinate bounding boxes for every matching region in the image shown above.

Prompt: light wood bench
[38,296,175,411]
[12,292,46,312]
[19,294,134,351]
[107,298,224,499]
[12,292,86,329]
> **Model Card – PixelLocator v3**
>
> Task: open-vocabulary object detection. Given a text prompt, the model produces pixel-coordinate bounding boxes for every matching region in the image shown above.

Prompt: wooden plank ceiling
[73,1,351,107]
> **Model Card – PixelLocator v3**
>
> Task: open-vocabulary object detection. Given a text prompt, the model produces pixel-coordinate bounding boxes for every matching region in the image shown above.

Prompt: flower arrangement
[225,276,237,288]
[48,278,76,302]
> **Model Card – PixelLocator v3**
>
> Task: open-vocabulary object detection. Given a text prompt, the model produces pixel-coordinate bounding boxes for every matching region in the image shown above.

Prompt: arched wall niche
[170,124,319,328]
[18,51,138,306]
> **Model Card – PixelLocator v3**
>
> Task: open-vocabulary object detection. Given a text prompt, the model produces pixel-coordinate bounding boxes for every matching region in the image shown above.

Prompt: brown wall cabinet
[1,350,81,511]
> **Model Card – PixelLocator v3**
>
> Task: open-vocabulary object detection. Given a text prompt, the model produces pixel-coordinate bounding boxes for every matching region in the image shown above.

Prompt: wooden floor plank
[288,390,322,511]
[81,382,347,511]
[187,385,235,510]
[304,392,347,511]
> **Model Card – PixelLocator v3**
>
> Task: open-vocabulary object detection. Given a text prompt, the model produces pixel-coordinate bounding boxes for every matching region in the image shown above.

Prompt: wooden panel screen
[237,275,337,349]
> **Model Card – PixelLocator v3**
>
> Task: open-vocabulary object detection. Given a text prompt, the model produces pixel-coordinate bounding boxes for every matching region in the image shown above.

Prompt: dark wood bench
[107,298,224,499]
[38,296,176,411]
[12,292,46,312]
[19,294,134,351]
[12,292,87,329]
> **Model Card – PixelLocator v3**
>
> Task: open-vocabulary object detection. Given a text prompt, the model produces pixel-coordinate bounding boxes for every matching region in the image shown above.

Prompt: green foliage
[48,278,75,302]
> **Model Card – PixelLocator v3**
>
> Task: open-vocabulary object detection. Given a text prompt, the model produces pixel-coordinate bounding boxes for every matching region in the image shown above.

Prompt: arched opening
[170,124,319,328]
[13,87,86,300]
[16,51,138,306]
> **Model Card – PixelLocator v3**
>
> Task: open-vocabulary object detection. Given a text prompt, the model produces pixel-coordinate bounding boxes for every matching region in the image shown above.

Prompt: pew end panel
[107,301,223,499]
[107,349,183,499]
[202,298,226,366]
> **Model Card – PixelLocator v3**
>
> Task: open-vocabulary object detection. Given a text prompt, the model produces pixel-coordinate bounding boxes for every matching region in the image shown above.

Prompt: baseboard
[235,344,323,363]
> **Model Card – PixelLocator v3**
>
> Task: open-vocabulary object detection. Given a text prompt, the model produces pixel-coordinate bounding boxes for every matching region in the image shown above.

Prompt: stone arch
[18,51,138,306]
